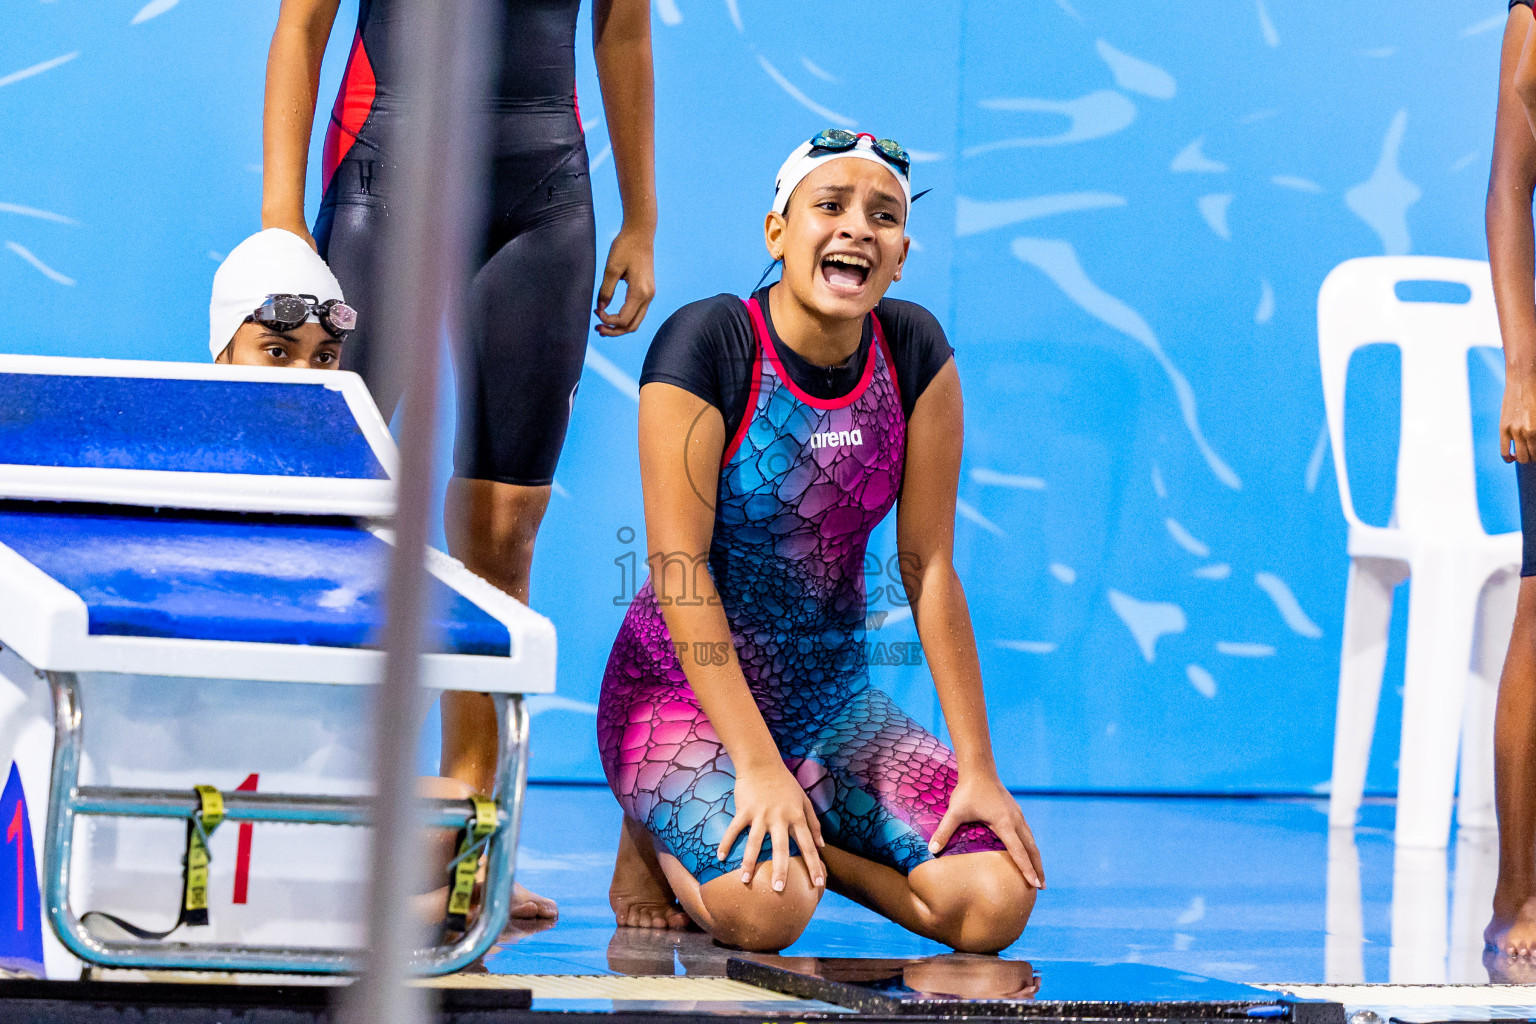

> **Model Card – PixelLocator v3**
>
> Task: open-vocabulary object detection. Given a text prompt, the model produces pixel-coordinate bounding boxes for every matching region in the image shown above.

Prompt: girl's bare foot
[1486,891,1536,955]
[418,880,558,935]
[419,776,559,921]
[512,882,558,919]
[610,816,690,929]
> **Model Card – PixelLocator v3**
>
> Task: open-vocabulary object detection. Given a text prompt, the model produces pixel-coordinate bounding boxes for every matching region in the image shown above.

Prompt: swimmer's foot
[611,816,690,930]
[512,882,558,920]
[416,881,556,936]
[417,777,557,920]
[1485,943,1536,983]
[1485,892,1536,956]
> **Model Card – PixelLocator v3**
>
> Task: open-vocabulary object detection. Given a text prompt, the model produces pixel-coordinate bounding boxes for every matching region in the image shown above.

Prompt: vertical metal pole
[346,1,496,1022]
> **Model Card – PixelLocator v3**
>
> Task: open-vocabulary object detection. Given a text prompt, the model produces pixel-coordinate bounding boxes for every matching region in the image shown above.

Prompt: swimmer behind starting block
[210,228,356,369]
[207,228,551,926]
[599,131,1043,952]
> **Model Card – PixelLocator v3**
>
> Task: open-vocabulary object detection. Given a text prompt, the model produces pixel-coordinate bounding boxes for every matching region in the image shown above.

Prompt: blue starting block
[0,356,555,977]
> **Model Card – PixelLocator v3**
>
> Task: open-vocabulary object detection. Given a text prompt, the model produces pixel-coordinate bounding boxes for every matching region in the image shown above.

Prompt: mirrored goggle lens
[253,302,301,330]
[267,295,312,324]
[874,138,910,174]
[809,128,859,150]
[325,303,357,332]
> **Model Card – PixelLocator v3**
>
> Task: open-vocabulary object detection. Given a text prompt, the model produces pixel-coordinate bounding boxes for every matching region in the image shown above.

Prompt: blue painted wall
[0,1,1514,793]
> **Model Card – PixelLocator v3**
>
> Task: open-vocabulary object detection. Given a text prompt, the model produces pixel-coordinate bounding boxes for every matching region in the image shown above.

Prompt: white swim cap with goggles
[772,130,914,217]
[209,228,356,360]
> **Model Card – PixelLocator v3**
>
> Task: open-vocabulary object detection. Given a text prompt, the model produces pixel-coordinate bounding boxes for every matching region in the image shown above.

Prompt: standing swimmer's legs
[440,166,596,922]
[441,480,550,793]
[314,189,399,419]
[441,480,558,920]
[1487,576,1536,954]
[313,181,563,918]
[441,479,549,793]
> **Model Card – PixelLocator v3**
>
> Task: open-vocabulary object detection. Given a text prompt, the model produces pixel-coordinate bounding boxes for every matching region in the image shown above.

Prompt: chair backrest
[1317,256,1500,538]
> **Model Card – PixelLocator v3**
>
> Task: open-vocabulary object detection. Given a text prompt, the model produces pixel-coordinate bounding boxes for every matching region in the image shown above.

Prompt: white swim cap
[772,131,913,218]
[209,229,346,360]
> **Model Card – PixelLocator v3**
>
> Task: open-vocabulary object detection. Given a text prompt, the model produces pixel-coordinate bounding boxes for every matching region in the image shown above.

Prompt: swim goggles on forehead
[808,129,911,179]
[246,293,357,338]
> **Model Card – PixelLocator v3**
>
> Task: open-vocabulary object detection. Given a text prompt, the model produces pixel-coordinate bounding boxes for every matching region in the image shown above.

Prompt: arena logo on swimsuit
[810,428,863,450]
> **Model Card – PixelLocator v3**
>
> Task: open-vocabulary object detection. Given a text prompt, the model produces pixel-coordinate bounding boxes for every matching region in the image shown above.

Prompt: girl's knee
[913,853,1036,954]
[949,881,1035,954]
[708,901,814,952]
[699,864,820,952]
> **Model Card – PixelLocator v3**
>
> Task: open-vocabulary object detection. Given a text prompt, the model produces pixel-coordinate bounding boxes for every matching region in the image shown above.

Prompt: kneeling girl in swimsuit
[598,131,1043,953]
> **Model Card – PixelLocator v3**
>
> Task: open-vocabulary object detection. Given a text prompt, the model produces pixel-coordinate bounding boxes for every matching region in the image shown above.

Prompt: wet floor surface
[491,784,1512,986]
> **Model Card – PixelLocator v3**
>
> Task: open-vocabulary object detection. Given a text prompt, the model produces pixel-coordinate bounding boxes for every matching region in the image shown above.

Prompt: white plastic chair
[1320,256,1521,849]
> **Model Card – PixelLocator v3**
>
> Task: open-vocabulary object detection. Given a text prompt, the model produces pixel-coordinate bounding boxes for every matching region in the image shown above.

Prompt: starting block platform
[0,356,556,978]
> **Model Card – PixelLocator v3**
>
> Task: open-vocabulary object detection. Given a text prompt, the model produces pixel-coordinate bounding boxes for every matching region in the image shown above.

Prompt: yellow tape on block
[445,795,498,931]
[471,795,495,837]
[182,785,224,926]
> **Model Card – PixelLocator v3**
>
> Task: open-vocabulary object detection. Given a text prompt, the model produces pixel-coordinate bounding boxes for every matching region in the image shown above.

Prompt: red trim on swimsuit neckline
[720,316,762,466]
[743,297,878,411]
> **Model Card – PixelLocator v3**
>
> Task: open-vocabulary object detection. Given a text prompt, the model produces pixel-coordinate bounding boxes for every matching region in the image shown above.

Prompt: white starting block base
[0,645,532,979]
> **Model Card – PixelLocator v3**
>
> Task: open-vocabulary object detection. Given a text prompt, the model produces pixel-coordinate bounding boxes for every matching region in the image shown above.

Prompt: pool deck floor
[497,784,1508,988]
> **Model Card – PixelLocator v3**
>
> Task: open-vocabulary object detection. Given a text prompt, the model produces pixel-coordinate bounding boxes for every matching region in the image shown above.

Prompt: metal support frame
[41,671,529,975]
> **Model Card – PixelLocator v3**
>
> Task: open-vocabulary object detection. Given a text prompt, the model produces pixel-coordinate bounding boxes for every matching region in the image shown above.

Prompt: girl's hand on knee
[717,766,826,892]
[929,773,1045,890]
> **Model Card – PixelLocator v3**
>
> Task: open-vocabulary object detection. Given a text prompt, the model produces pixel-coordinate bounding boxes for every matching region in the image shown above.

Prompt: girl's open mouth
[821,252,871,292]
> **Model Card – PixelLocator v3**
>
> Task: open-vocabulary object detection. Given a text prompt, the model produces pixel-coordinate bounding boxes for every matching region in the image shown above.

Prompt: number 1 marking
[233,773,258,904]
[6,802,22,931]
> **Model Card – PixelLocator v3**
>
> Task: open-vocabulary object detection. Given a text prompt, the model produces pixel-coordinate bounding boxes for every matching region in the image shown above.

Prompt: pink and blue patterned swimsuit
[598,295,1006,883]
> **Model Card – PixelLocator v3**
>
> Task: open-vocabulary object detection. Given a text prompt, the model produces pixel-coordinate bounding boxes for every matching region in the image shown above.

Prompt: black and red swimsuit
[314,0,596,487]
